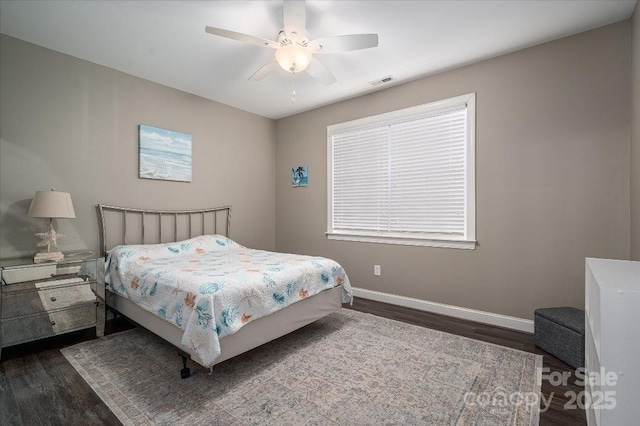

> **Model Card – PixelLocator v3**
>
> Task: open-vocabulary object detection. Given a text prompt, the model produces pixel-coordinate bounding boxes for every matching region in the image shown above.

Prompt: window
[327,93,476,249]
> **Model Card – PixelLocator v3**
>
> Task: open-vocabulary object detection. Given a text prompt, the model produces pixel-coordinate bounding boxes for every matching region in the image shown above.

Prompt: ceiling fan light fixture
[275,45,312,73]
[206,0,378,86]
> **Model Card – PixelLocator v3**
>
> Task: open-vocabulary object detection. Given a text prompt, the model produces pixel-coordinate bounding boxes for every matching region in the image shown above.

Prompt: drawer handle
[50,296,57,302]
[50,320,56,326]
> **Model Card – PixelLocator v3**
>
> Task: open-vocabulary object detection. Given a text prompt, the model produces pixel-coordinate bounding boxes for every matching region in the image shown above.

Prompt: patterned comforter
[105,235,352,367]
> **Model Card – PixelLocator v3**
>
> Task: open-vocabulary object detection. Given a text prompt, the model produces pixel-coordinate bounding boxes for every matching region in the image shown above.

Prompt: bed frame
[97,204,343,377]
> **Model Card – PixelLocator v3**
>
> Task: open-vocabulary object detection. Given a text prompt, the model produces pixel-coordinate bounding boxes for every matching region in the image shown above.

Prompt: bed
[98,204,352,377]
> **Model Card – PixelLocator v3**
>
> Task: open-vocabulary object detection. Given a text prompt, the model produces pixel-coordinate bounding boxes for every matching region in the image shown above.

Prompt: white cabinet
[585,258,640,426]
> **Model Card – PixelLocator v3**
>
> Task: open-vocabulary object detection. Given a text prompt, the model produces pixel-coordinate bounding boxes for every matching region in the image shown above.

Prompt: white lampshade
[275,45,312,73]
[28,189,76,219]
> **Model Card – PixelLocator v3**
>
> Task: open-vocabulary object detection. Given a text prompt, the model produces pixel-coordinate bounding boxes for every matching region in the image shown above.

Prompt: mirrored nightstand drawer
[1,263,57,284]
[1,303,97,347]
[1,283,95,319]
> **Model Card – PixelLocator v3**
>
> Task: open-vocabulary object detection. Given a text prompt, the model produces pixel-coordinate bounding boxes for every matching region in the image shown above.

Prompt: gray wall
[275,22,631,320]
[632,5,640,261]
[1,18,634,320]
[0,35,276,258]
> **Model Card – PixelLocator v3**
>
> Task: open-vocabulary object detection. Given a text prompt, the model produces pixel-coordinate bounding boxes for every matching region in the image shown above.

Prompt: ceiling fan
[205,0,379,86]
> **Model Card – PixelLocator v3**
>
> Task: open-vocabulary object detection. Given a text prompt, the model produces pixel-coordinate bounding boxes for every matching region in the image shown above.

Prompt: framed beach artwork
[139,124,192,182]
[292,166,308,187]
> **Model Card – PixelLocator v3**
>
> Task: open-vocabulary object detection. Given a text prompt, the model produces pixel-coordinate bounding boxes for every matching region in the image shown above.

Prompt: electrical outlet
[374,265,381,276]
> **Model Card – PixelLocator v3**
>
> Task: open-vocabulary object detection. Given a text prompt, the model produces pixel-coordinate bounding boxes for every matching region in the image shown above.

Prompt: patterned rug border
[61,309,543,425]
[62,342,139,426]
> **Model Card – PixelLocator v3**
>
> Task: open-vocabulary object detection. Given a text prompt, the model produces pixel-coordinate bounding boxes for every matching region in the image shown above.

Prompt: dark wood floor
[1,328,122,426]
[1,298,585,425]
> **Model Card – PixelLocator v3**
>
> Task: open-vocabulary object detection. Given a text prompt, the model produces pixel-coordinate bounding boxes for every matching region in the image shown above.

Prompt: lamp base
[34,251,64,263]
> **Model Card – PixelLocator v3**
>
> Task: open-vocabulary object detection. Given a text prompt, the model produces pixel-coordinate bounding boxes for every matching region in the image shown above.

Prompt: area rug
[61,309,542,425]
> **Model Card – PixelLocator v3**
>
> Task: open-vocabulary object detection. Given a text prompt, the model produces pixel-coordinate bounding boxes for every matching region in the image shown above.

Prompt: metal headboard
[97,204,231,257]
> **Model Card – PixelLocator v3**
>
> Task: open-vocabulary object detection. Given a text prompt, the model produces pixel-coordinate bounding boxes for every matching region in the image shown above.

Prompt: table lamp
[28,189,76,263]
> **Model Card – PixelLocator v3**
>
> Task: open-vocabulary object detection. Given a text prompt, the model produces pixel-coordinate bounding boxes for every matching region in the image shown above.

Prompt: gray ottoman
[534,307,585,369]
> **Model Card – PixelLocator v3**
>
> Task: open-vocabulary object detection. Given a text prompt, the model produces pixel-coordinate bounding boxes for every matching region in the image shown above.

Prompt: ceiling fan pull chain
[291,74,296,104]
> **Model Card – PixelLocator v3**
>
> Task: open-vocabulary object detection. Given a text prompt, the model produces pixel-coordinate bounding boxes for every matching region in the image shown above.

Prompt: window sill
[326,232,476,250]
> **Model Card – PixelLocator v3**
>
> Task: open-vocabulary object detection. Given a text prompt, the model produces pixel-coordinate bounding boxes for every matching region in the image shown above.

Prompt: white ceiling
[0,0,636,119]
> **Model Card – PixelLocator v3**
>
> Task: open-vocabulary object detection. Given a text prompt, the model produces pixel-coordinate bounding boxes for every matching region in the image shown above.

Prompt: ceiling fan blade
[306,58,336,86]
[205,26,279,49]
[310,34,379,54]
[248,60,281,81]
[283,0,306,38]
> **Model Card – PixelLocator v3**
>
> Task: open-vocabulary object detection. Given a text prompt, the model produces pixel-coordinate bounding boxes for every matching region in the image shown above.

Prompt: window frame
[326,93,476,250]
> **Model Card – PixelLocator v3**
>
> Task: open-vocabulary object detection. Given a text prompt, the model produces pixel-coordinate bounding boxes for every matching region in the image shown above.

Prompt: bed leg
[105,306,120,328]
[179,352,191,379]
[113,309,121,328]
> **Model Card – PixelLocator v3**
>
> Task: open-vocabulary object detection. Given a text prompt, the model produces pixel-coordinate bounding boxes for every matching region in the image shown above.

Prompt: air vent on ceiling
[369,76,394,86]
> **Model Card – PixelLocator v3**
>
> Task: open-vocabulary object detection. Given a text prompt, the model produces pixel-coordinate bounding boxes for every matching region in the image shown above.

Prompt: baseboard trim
[352,287,534,333]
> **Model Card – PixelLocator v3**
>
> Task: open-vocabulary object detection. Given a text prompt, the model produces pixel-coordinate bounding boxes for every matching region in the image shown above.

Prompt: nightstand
[0,254,105,359]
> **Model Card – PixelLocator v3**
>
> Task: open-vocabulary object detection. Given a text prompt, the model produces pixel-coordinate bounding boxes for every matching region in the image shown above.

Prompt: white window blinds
[328,93,475,249]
